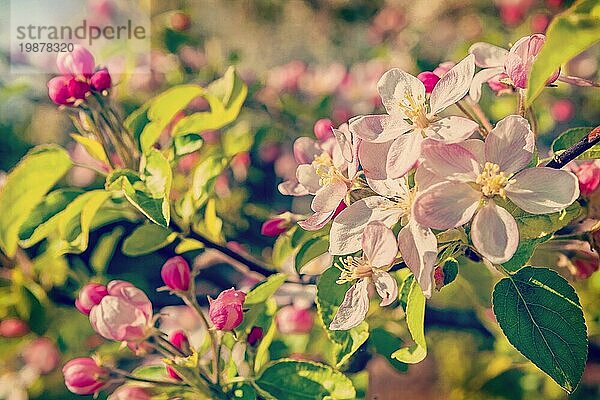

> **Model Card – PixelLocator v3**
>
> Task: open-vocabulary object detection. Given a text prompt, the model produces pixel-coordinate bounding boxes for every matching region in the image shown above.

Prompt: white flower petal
[296,164,321,194]
[349,114,413,143]
[425,116,479,144]
[311,181,347,213]
[298,210,335,231]
[413,182,481,230]
[414,164,444,191]
[397,222,438,298]
[469,67,504,102]
[362,221,398,268]
[367,177,409,198]
[329,196,401,255]
[468,42,508,68]
[429,54,475,115]
[329,279,370,330]
[460,139,485,164]
[386,131,423,179]
[293,137,321,164]
[333,124,353,162]
[485,115,535,174]
[506,167,580,214]
[471,201,519,264]
[372,270,399,307]
[420,139,480,181]
[377,68,426,117]
[299,252,333,275]
[278,180,309,196]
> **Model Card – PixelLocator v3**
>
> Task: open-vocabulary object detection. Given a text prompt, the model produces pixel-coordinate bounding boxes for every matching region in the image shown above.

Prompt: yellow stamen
[336,256,373,284]
[398,91,429,129]
[475,162,513,198]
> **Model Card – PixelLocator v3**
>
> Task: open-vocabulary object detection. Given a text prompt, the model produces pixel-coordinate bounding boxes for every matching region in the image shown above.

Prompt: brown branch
[546,126,600,169]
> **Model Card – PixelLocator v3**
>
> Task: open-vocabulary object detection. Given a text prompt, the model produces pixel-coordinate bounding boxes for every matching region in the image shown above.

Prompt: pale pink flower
[330,222,399,330]
[109,386,151,400]
[350,55,477,180]
[413,115,579,263]
[56,45,95,77]
[89,280,153,342]
[329,176,437,297]
[468,34,559,101]
[278,123,359,230]
[276,305,314,334]
[208,288,246,331]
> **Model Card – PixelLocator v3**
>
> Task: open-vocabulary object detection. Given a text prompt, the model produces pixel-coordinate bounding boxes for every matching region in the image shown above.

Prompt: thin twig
[546,125,600,169]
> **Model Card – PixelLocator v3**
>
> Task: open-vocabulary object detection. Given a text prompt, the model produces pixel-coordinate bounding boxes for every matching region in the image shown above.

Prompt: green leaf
[370,328,408,372]
[502,235,551,273]
[392,277,427,364]
[245,273,287,306]
[253,299,278,373]
[18,189,83,240]
[112,175,168,226]
[175,238,205,253]
[552,127,600,160]
[503,200,582,240]
[492,266,587,393]
[191,156,228,206]
[122,224,176,256]
[526,0,600,105]
[222,120,253,157]
[316,267,369,367]
[70,134,110,165]
[0,146,72,257]
[254,359,355,400]
[90,227,124,274]
[141,149,172,200]
[173,133,204,157]
[295,237,330,274]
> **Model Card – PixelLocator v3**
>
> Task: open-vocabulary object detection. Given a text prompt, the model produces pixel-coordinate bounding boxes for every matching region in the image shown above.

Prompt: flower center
[336,256,372,284]
[398,91,429,129]
[312,153,346,187]
[476,162,512,198]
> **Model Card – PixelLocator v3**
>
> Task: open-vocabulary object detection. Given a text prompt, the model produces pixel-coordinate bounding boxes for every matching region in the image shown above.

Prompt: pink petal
[429,54,475,116]
[412,182,481,230]
[329,279,370,330]
[425,116,479,144]
[397,222,438,298]
[468,42,509,68]
[377,68,426,118]
[372,270,398,306]
[329,196,401,255]
[469,67,504,102]
[460,139,485,164]
[420,139,480,181]
[485,115,534,174]
[506,167,580,214]
[362,221,398,268]
[471,201,518,264]
[293,137,320,164]
[298,210,335,231]
[332,124,353,162]
[349,114,413,143]
[386,131,423,178]
[278,180,309,196]
[358,140,393,180]
[312,180,348,213]
[414,164,444,191]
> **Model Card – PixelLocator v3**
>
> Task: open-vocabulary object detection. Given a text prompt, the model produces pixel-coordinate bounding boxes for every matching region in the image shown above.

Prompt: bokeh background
[1,0,599,399]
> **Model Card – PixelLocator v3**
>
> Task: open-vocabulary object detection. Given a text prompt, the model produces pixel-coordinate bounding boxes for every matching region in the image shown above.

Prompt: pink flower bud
[161,256,191,291]
[47,76,73,106]
[166,365,182,381]
[89,280,153,342]
[505,34,559,89]
[208,288,246,331]
[109,386,151,400]
[63,357,109,395]
[22,337,60,374]
[247,326,264,346]
[261,216,289,237]
[90,68,112,91]
[573,256,599,279]
[432,61,455,77]
[276,305,313,334]
[76,283,108,315]
[417,72,440,94]
[57,45,95,77]
[169,330,190,353]
[572,161,600,196]
[0,318,29,337]
[68,78,90,100]
[434,266,445,291]
[313,118,334,142]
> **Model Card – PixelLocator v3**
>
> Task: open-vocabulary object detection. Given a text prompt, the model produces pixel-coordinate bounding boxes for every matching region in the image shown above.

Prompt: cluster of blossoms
[277,33,585,330]
[47,45,112,106]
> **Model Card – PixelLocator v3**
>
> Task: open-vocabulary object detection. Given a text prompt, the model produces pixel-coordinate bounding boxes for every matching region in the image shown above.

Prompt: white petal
[386,131,423,178]
[329,279,370,330]
[367,177,409,198]
[506,167,580,214]
[377,68,426,117]
[278,180,309,196]
[296,164,321,194]
[358,140,393,180]
[414,164,444,191]
[469,67,504,102]
[311,181,347,213]
[420,139,480,181]
[471,201,518,264]
[425,116,479,144]
[372,270,399,306]
[362,221,398,268]
[397,222,438,298]
[412,182,481,230]
[349,114,413,143]
[485,115,535,174]
[293,137,320,164]
[468,42,508,68]
[429,54,475,115]
[329,196,401,255]
[460,139,485,164]
[333,124,353,162]
[298,210,335,231]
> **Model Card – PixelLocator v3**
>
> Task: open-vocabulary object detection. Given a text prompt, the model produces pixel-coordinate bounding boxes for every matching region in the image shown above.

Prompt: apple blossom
[76,283,108,315]
[109,386,151,400]
[63,357,109,395]
[570,160,600,196]
[89,280,153,342]
[208,288,246,331]
[350,54,478,180]
[329,176,437,298]
[161,256,191,291]
[276,305,314,334]
[330,221,399,330]
[413,115,579,263]
[56,45,95,77]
